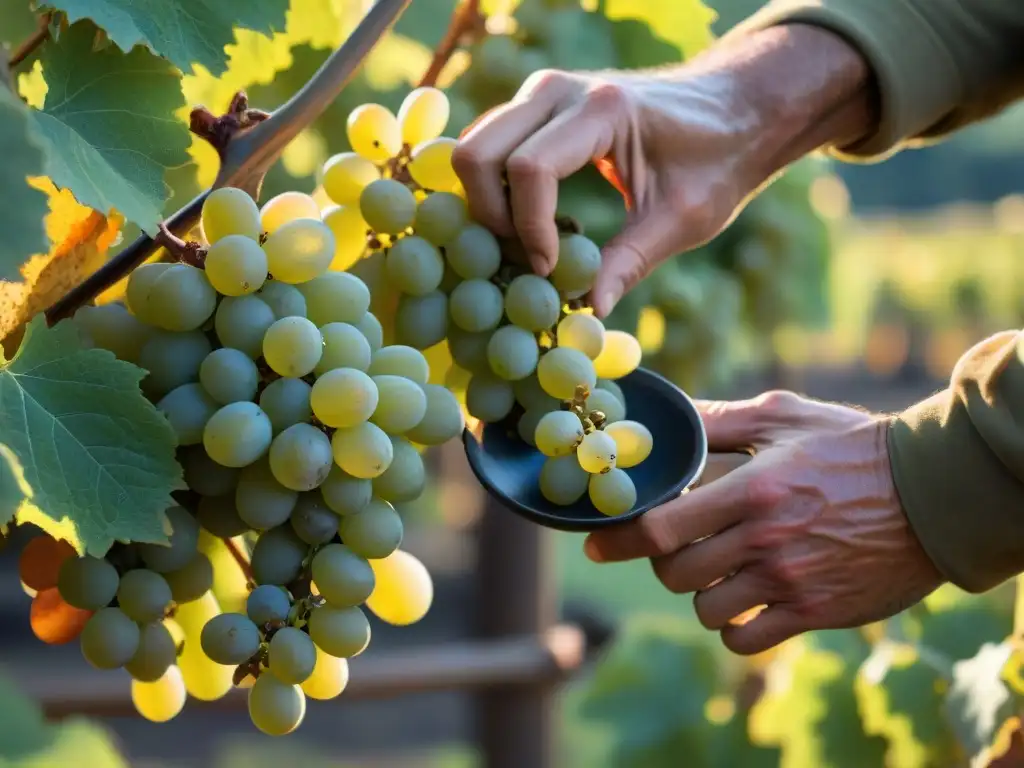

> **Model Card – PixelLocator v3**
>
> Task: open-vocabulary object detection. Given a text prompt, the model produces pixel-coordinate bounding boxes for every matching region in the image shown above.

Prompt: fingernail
[531,254,552,277]
[583,537,604,562]
[597,290,618,318]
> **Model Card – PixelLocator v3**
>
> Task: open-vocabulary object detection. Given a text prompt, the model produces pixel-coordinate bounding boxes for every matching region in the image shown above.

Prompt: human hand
[582,391,943,655]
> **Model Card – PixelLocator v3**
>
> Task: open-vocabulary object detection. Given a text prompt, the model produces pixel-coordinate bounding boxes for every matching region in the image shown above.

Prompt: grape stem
[155,222,207,268]
[7,12,52,69]
[418,0,484,88]
[222,537,256,589]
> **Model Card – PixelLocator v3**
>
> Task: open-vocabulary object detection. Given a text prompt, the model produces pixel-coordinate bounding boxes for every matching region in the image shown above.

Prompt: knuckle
[521,68,568,95]
[584,81,629,112]
[505,153,550,183]
[754,389,801,416]
[741,472,787,513]
[450,143,485,176]
[721,628,761,656]
[636,512,679,557]
[762,555,799,589]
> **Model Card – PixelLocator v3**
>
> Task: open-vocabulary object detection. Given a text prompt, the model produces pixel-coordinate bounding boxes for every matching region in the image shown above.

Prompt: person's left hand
[582,391,944,655]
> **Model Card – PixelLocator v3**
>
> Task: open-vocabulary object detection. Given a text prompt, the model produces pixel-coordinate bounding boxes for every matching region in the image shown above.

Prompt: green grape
[534,410,585,457]
[302,647,349,700]
[331,422,394,479]
[513,374,559,411]
[407,137,459,193]
[268,423,334,492]
[126,262,173,324]
[592,330,643,380]
[398,86,449,146]
[204,234,268,297]
[200,612,261,664]
[237,459,299,529]
[310,544,375,608]
[339,498,403,559]
[199,347,260,405]
[260,191,320,235]
[143,264,218,333]
[298,271,371,326]
[138,506,199,573]
[395,290,448,349]
[320,466,373,516]
[446,224,501,279]
[307,605,371,658]
[138,330,212,399]
[156,383,218,446]
[268,626,317,685]
[289,492,339,545]
[596,378,625,405]
[322,204,370,272]
[247,584,291,626]
[263,316,324,378]
[604,420,652,468]
[368,345,429,384]
[536,347,596,400]
[589,468,637,516]
[196,495,250,538]
[125,621,177,682]
[117,569,172,623]
[406,384,464,445]
[347,103,402,163]
[180,446,239,497]
[73,303,150,363]
[466,34,523,95]
[251,525,309,586]
[585,388,626,424]
[259,378,313,434]
[310,368,378,428]
[557,312,605,360]
[257,280,307,319]
[413,191,467,246]
[163,553,214,604]
[385,235,444,296]
[353,312,384,352]
[370,375,427,434]
[550,234,601,295]
[315,322,372,376]
[449,279,503,332]
[505,274,560,331]
[516,405,554,447]
[263,218,336,284]
[359,179,417,235]
[486,325,539,381]
[81,607,140,670]
[215,295,276,359]
[57,555,118,610]
[539,455,590,506]
[249,673,307,736]
[576,430,617,474]
[372,437,426,503]
[203,402,273,468]
[322,151,380,206]
[132,665,187,723]
[447,326,492,373]
[439,262,462,293]
[466,373,515,422]
[201,187,262,244]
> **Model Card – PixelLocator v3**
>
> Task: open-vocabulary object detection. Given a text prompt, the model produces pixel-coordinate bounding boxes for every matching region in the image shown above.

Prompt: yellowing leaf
[603,0,717,61]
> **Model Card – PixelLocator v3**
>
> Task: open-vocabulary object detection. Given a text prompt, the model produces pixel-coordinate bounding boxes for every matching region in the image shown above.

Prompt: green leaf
[29,21,190,234]
[42,0,288,74]
[0,315,182,556]
[601,0,718,62]
[0,85,49,281]
[945,641,1020,760]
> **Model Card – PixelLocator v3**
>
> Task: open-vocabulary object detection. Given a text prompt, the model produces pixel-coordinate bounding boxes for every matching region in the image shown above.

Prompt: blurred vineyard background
[3,0,1024,765]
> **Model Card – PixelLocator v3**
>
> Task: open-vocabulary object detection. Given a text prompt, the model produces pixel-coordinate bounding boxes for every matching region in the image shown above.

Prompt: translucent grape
[539,455,590,506]
[132,666,187,723]
[298,271,371,326]
[313,322,371,376]
[143,264,218,332]
[413,191,466,246]
[237,460,299,530]
[257,280,307,320]
[204,234,268,296]
[199,347,260,405]
[263,218,336,284]
[551,233,601,295]
[385,235,444,295]
[260,191,320,235]
[258,378,312,435]
[320,466,373,516]
[301,647,349,700]
[263,316,324,378]
[196,495,249,538]
[202,187,262,244]
[200,612,261,665]
[174,592,234,701]
[395,290,448,349]
[347,103,401,163]
[331,422,394,479]
[247,584,291,626]
[557,312,605,359]
[372,437,426,503]
[29,587,90,644]
[322,152,380,206]
[446,223,501,279]
[577,430,618,474]
[534,410,585,457]
[339,498,403,559]
[449,279,503,332]
[505,274,560,331]
[81,607,140,669]
[513,374,559,411]
[214,295,276,359]
[486,325,539,381]
[585,388,626,424]
[407,137,459,192]
[448,326,492,373]
[604,420,653,468]
[596,378,625,404]
[289,492,339,545]
[589,468,637,516]
[307,604,371,658]
[368,345,429,384]
[138,506,199,573]
[268,626,317,685]
[249,673,307,736]
[398,86,449,145]
[156,383,218,446]
[163,553,214,604]
[321,204,369,272]
[370,375,427,434]
[406,384,464,445]
[359,179,417,235]
[268,423,334,492]
[203,402,273,468]
[310,368,378,428]
[117,569,172,623]
[57,556,118,611]
[536,347,597,400]
[311,544,375,608]
[73,303,150,363]
[139,330,212,399]
[126,262,172,324]
[366,550,433,626]
[466,373,515,422]
[125,621,177,682]
[593,330,643,380]
[354,312,384,352]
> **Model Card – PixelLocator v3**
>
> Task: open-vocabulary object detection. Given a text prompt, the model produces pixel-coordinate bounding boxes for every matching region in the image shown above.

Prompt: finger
[693,570,770,630]
[649,523,747,594]
[505,105,614,274]
[691,398,768,451]
[720,606,804,656]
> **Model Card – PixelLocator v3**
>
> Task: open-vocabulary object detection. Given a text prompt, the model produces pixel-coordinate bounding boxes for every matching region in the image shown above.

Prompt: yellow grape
[132,665,187,723]
[201,187,261,244]
[604,420,653,468]
[347,103,402,163]
[576,430,617,474]
[322,152,380,206]
[397,87,450,146]
[197,530,249,614]
[407,138,460,192]
[260,191,321,235]
[310,185,334,211]
[557,313,606,360]
[322,205,370,272]
[592,330,642,380]
[174,591,235,701]
[366,549,433,626]
[262,218,336,284]
[301,645,350,700]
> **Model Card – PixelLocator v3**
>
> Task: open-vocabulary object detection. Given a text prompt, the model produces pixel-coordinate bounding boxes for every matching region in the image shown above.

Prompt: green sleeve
[731,0,1024,160]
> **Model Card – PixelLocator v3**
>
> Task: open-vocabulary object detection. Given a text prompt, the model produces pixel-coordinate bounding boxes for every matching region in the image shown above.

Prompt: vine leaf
[602,0,717,62]
[0,83,50,282]
[945,641,1021,761]
[29,21,190,235]
[41,0,289,75]
[0,315,182,557]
